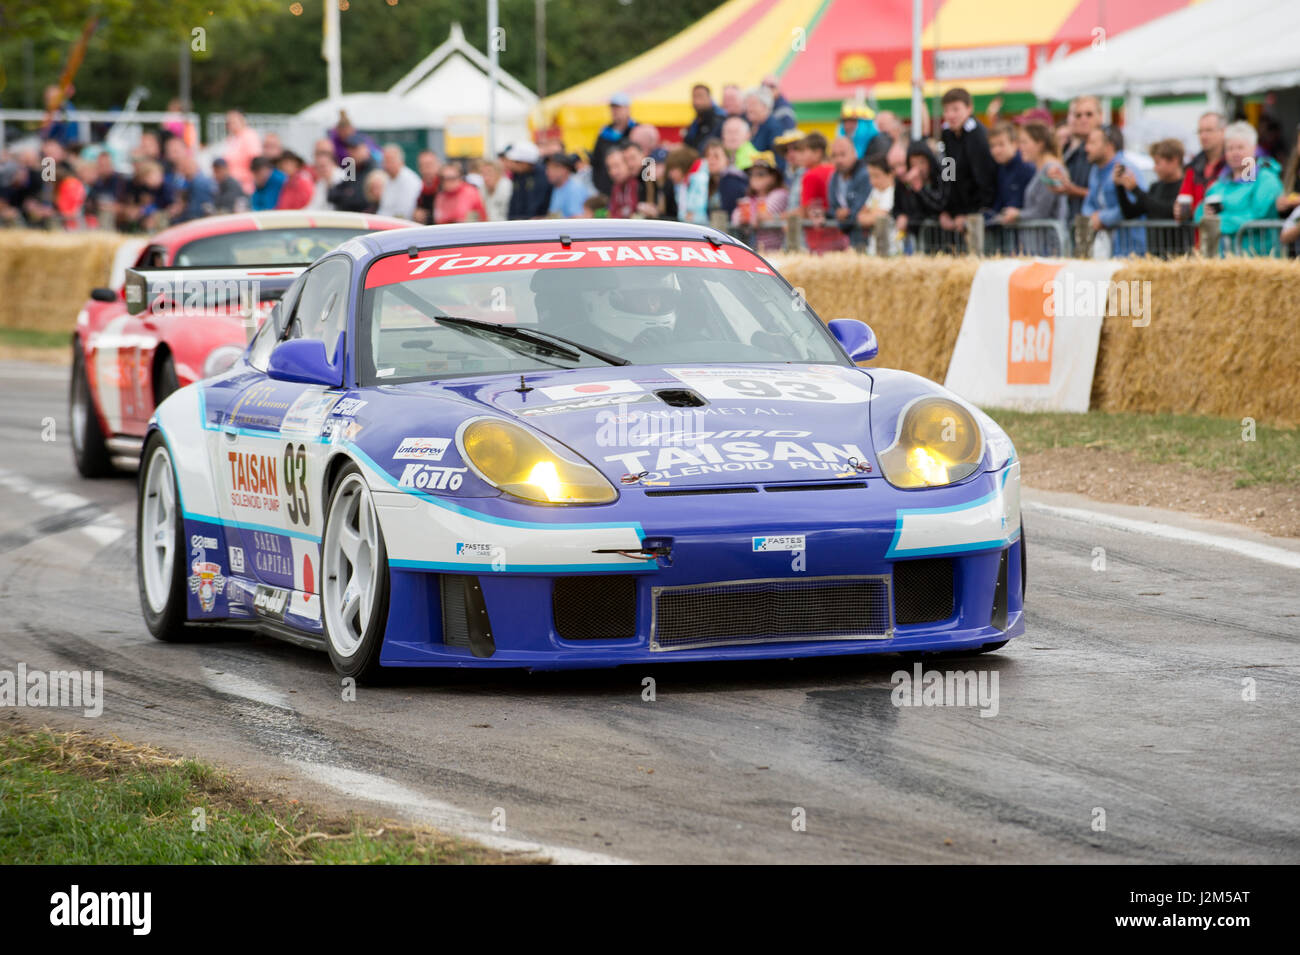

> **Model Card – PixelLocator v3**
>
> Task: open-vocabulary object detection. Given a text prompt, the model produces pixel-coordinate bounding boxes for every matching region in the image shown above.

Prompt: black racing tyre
[154,353,180,405]
[321,463,391,681]
[70,344,114,478]
[1020,519,1027,599]
[137,433,192,641]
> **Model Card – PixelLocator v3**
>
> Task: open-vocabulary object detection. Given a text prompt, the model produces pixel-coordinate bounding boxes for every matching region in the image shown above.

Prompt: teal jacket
[1195,156,1283,251]
[676,162,711,224]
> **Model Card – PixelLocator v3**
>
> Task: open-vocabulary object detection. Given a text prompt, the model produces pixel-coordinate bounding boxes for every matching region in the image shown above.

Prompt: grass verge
[0,328,70,363]
[0,328,70,350]
[0,723,517,864]
[992,409,1300,488]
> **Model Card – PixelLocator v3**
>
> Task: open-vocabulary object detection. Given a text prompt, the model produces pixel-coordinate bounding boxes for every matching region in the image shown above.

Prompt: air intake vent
[651,575,892,651]
[440,575,495,657]
[655,389,707,408]
[893,558,955,625]
[553,576,637,640]
[765,482,868,492]
[644,486,759,497]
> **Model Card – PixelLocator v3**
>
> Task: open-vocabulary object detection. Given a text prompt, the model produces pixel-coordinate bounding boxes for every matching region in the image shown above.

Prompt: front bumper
[373,464,1024,669]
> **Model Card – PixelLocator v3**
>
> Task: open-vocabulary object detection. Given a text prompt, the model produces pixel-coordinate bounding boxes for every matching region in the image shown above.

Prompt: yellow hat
[840,102,877,121]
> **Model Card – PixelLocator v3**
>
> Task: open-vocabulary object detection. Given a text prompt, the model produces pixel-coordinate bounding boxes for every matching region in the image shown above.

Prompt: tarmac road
[1,358,1297,864]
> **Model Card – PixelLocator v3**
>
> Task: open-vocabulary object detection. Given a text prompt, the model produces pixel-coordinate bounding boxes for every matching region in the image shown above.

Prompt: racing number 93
[724,378,836,401]
[283,442,309,526]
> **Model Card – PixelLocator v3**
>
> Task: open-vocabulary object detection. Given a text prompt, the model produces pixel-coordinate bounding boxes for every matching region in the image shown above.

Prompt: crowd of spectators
[4,83,1298,255]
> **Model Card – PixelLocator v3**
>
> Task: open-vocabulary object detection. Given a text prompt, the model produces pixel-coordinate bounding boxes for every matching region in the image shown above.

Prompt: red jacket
[276,170,314,210]
[800,162,834,211]
[608,178,641,218]
[1179,151,1225,214]
[434,182,487,224]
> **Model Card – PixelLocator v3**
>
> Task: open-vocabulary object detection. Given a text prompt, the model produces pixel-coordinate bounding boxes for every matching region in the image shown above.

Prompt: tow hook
[592,536,673,566]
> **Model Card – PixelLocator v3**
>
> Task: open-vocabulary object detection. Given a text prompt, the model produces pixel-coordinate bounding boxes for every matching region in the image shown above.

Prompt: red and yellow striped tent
[539,0,1198,147]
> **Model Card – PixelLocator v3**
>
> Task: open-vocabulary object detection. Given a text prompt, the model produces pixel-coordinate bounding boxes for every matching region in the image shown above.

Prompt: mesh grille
[651,575,892,651]
[893,558,955,625]
[553,576,637,640]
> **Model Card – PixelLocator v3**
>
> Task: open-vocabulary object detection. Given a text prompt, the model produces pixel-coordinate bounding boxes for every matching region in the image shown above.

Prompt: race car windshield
[174,228,368,267]
[358,242,847,385]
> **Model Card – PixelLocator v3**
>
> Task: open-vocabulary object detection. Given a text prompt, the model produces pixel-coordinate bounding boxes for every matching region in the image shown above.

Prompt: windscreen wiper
[385,284,630,366]
[433,315,630,366]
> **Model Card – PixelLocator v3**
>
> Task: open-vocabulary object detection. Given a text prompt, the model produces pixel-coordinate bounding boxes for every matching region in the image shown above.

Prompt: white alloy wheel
[322,472,382,659]
[141,444,178,614]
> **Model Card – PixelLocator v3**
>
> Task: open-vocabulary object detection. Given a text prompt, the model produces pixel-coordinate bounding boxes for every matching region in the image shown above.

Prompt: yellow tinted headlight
[879,397,985,488]
[460,419,617,505]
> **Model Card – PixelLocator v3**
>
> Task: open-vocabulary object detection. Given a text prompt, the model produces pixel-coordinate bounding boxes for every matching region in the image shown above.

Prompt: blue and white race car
[136,219,1024,679]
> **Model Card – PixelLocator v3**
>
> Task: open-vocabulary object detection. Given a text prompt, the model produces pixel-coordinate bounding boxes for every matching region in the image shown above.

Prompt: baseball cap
[609,93,631,107]
[504,141,540,164]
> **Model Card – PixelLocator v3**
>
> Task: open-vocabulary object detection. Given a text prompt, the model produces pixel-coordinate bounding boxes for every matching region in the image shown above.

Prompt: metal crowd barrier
[1234,220,1294,258]
[723,212,1296,260]
[1113,220,1195,258]
[984,219,1071,257]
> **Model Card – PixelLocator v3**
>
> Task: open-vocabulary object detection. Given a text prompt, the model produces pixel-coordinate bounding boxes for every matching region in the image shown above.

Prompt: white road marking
[0,467,126,546]
[289,759,631,865]
[1023,501,1300,571]
[201,667,294,711]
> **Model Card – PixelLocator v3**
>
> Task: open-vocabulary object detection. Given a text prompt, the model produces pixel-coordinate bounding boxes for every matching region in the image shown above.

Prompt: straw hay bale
[1098,259,1300,425]
[0,231,130,333]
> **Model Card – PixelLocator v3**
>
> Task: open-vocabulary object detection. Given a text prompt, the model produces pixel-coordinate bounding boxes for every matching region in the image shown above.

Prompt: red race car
[70,210,412,476]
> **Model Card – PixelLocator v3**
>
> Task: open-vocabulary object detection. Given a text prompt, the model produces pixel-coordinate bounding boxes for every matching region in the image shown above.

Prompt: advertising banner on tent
[944,259,1122,413]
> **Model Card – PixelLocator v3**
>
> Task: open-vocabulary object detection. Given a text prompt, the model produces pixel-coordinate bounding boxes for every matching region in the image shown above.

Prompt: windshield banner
[364,240,769,288]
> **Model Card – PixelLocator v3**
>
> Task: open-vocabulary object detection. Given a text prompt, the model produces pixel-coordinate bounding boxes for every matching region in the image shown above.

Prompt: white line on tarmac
[0,467,126,546]
[288,759,631,865]
[201,667,294,711]
[1023,501,1300,571]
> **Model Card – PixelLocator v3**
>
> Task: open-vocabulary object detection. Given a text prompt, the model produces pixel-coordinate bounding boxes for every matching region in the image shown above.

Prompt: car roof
[147,210,416,249]
[354,218,742,259]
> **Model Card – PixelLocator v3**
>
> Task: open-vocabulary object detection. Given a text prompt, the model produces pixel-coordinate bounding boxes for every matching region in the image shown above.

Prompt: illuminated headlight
[878,396,985,488]
[459,418,617,505]
[203,346,243,378]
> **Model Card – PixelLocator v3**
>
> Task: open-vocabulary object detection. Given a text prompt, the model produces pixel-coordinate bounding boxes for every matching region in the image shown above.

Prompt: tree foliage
[1,0,724,114]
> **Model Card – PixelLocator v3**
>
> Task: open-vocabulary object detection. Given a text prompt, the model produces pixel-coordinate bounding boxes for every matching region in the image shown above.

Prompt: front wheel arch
[152,346,180,407]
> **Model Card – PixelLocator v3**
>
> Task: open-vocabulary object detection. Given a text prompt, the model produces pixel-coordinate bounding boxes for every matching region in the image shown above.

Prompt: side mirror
[828,318,878,362]
[267,338,342,387]
[90,287,117,303]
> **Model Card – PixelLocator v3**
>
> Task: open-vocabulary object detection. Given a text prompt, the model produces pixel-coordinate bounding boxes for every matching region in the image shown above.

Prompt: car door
[91,243,168,436]
[217,256,353,628]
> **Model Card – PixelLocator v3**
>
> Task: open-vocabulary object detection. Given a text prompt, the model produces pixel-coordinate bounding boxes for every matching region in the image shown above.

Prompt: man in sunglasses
[1056,95,1102,220]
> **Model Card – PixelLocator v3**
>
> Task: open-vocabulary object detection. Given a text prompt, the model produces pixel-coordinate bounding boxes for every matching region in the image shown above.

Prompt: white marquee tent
[295,23,536,156]
[389,22,536,152]
[1032,0,1300,101]
[296,92,443,130]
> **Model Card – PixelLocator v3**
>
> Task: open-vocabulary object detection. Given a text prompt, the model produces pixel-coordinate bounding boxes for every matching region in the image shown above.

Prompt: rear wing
[124,266,306,316]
